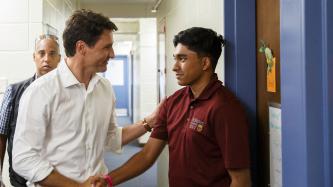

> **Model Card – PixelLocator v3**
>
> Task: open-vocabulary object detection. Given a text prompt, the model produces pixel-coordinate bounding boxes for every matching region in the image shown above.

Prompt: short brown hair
[63,9,118,57]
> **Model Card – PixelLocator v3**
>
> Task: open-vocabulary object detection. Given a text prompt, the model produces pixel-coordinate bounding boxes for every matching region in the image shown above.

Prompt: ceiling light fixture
[151,0,163,13]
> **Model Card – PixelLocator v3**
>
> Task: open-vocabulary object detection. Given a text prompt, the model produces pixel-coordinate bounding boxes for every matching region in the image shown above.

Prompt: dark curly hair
[63,9,118,57]
[173,27,225,70]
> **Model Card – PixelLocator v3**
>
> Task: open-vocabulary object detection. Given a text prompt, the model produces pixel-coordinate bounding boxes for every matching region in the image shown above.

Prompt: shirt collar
[187,73,222,101]
[58,60,103,90]
[87,73,102,93]
[58,60,80,88]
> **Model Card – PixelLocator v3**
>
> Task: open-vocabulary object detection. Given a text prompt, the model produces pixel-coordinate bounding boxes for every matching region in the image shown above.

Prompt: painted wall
[137,18,158,143]
[0,0,80,85]
[157,0,224,96]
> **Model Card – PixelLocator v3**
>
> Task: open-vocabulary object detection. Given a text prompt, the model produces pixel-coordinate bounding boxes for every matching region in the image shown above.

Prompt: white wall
[0,0,41,84]
[155,0,224,186]
[157,0,224,95]
[137,18,158,143]
[0,0,80,85]
[43,0,80,55]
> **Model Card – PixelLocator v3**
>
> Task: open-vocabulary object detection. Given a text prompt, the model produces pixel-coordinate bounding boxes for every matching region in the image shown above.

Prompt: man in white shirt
[12,9,157,187]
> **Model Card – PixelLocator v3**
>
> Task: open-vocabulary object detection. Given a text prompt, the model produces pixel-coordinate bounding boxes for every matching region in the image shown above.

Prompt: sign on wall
[269,105,282,187]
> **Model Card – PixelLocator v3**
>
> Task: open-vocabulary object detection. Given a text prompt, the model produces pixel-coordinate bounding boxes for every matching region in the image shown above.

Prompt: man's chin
[177,81,186,86]
[39,70,50,76]
[97,66,107,73]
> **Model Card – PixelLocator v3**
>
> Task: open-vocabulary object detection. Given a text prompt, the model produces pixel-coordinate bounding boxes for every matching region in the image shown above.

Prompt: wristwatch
[143,118,152,132]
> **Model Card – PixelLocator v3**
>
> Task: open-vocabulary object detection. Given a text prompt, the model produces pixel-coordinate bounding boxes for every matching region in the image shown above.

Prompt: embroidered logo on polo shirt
[189,118,205,133]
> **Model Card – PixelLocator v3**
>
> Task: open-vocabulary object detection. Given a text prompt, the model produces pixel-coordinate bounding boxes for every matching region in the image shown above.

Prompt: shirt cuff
[31,165,54,183]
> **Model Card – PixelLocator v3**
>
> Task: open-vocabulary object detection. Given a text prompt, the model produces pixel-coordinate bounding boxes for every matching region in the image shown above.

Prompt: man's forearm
[0,135,7,169]
[38,170,80,187]
[109,150,155,185]
[121,121,147,145]
[108,138,166,185]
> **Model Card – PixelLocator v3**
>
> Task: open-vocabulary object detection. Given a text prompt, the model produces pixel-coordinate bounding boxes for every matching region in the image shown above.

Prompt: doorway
[106,55,133,124]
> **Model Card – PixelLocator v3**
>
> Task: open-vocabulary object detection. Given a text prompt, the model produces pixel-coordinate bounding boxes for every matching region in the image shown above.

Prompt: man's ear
[202,57,211,71]
[76,40,86,56]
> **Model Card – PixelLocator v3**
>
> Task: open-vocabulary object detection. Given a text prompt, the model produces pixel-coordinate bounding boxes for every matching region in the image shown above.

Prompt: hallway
[0,0,332,187]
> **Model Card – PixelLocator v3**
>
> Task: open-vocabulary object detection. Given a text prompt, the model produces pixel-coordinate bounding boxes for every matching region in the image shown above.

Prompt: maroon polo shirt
[151,74,250,187]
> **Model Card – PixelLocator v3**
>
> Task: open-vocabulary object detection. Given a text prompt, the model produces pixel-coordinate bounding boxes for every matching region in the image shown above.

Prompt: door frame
[224,0,257,185]
[224,0,333,186]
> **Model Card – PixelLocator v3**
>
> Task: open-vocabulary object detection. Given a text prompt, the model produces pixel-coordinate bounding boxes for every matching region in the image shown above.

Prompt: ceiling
[80,0,156,4]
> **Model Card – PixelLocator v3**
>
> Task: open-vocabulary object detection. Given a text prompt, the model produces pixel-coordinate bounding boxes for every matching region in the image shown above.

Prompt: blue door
[105,55,130,117]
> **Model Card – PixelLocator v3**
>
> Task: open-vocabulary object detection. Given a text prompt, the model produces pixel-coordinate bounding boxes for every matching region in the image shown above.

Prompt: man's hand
[79,176,106,187]
[144,98,166,128]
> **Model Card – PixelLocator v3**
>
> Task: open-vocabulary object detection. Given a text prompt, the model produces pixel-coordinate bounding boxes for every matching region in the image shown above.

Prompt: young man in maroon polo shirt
[102,27,251,187]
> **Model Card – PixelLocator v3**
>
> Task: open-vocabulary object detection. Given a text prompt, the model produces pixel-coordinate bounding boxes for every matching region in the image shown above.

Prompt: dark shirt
[151,74,250,187]
[0,75,35,187]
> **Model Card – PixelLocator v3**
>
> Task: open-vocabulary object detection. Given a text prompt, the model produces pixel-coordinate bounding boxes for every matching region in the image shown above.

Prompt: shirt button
[190,106,194,109]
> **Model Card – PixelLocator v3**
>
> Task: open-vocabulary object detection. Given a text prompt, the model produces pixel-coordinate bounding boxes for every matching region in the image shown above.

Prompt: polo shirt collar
[187,73,222,101]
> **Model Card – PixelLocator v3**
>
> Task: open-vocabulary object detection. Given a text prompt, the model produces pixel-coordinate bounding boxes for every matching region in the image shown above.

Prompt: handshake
[78,175,112,187]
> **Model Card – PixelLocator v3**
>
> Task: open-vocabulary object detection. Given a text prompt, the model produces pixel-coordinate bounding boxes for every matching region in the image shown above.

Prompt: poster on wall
[269,104,282,187]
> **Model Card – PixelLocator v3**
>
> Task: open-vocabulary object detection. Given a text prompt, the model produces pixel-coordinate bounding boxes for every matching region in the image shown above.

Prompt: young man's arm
[108,137,166,185]
[227,168,251,187]
[121,100,164,145]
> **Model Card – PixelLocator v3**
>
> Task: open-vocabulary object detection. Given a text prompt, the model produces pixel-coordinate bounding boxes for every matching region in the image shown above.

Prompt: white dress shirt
[12,61,122,186]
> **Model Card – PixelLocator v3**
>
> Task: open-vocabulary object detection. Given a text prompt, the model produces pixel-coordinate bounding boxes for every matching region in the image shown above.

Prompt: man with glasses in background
[0,34,61,187]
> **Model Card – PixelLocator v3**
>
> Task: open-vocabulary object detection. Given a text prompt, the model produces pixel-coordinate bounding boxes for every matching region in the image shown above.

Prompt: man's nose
[172,61,179,71]
[43,54,50,61]
[109,48,115,59]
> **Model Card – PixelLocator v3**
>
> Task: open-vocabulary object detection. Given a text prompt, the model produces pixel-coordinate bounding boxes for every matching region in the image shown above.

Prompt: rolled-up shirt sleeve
[104,94,123,154]
[12,85,54,182]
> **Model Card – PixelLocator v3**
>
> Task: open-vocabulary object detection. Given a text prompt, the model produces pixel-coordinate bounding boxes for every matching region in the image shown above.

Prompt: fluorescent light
[151,0,162,13]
